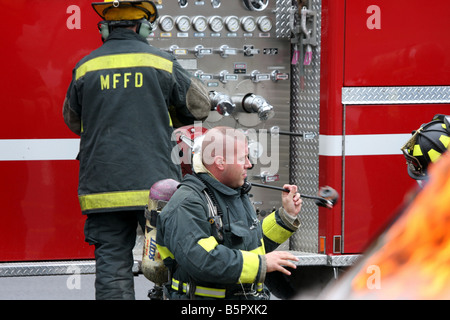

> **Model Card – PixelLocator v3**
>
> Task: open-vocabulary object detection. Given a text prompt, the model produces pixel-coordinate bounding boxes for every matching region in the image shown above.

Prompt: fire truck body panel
[0,160,91,261]
[1,1,99,262]
[319,0,450,256]
[342,104,450,253]
[344,0,450,87]
[2,0,450,286]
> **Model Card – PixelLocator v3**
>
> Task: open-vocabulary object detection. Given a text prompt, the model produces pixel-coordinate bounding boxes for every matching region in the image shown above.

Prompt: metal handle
[250,182,336,208]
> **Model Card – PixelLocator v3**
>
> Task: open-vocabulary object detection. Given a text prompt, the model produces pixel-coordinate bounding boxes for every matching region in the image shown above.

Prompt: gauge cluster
[156,14,273,36]
[152,0,274,37]
[150,0,292,217]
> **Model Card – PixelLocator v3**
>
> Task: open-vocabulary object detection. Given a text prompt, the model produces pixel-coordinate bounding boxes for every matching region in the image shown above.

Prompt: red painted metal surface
[1,1,100,139]
[344,0,450,86]
[344,104,450,253]
[320,0,450,254]
[4,0,450,262]
[319,0,346,137]
[318,0,346,254]
[1,1,101,261]
[318,156,343,254]
[345,105,450,136]
[0,161,92,261]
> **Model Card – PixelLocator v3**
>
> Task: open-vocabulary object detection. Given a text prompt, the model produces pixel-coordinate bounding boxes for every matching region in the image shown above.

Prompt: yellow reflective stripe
[250,239,266,255]
[262,212,294,244]
[168,111,173,127]
[413,144,423,157]
[440,135,450,148]
[197,236,218,253]
[78,190,149,211]
[75,53,173,80]
[428,149,442,163]
[171,278,226,298]
[239,251,260,283]
[156,244,174,260]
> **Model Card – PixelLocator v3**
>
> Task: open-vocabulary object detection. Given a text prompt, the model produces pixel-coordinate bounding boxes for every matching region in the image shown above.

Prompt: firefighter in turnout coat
[156,127,302,299]
[62,0,210,299]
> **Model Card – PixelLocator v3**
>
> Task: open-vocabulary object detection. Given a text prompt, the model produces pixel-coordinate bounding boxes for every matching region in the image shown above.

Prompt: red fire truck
[1,0,450,297]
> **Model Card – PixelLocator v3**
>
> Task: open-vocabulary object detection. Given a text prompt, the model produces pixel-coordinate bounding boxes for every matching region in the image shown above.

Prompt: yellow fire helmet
[92,0,158,23]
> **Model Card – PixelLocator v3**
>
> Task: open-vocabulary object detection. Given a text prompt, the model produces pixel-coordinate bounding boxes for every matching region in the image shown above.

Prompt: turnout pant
[84,210,145,300]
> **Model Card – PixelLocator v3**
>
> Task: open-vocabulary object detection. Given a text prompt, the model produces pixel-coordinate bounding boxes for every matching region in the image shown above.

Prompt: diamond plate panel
[291,252,328,266]
[0,260,141,277]
[0,261,96,277]
[328,254,362,267]
[290,252,361,266]
[342,86,450,105]
[276,0,294,38]
[289,0,322,253]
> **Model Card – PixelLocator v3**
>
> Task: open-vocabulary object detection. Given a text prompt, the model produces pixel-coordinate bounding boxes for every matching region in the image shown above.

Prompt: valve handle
[243,0,269,11]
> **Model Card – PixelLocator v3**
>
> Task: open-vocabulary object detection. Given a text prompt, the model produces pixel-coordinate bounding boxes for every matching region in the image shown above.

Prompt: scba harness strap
[165,174,267,299]
[193,173,225,244]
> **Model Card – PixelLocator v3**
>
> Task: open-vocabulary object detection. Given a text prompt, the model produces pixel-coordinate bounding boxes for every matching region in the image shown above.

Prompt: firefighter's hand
[281,184,302,217]
[265,251,299,276]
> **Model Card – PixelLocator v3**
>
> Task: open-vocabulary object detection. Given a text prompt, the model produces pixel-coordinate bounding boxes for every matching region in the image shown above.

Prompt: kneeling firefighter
[154,126,303,300]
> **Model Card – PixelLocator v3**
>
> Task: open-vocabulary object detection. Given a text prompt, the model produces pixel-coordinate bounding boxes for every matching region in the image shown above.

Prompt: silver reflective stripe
[195,285,226,298]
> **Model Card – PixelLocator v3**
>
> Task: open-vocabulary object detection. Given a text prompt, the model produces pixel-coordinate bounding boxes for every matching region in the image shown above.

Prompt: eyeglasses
[401,127,426,178]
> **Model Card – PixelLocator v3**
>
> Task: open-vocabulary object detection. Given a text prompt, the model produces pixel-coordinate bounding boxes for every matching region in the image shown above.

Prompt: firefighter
[156,126,302,300]
[62,0,210,299]
[401,114,450,187]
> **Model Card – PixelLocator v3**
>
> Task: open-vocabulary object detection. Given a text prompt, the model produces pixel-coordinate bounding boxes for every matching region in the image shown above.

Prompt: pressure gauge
[159,15,174,32]
[208,15,224,33]
[225,16,240,32]
[257,16,272,32]
[241,16,256,33]
[176,15,191,32]
[192,16,208,32]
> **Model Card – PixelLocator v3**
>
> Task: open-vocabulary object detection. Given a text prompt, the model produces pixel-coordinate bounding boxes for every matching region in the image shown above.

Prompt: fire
[350,152,450,299]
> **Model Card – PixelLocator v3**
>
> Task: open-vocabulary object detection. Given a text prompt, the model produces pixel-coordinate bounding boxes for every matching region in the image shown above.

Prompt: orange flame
[350,152,450,299]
